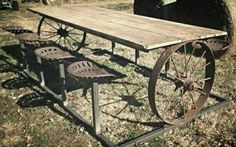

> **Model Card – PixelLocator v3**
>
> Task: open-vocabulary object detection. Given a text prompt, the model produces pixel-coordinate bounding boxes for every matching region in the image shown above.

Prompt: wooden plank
[28,7,182,50]
[86,6,226,34]
[28,6,227,50]
[63,6,226,40]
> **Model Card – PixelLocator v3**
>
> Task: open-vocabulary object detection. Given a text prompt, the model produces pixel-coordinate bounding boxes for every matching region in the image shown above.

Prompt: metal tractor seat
[67,61,114,134]
[34,46,74,60]
[14,33,50,72]
[204,38,230,58]
[67,61,114,79]
[34,46,74,104]
[15,32,51,49]
[191,38,230,58]
[2,26,33,34]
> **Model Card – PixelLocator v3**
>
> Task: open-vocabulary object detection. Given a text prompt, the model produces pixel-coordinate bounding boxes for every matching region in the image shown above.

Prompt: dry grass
[224,0,236,54]
[0,1,235,146]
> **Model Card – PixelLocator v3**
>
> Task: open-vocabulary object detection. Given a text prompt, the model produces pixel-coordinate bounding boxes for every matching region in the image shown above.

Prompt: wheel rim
[148,41,215,125]
[38,17,86,52]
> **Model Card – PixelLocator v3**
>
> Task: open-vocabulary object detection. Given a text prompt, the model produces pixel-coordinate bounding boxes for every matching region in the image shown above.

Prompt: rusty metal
[2,26,33,34]
[204,38,230,57]
[15,32,50,47]
[67,61,114,79]
[148,41,215,126]
[67,61,114,134]
[34,46,74,60]
[34,46,74,104]
[38,17,87,52]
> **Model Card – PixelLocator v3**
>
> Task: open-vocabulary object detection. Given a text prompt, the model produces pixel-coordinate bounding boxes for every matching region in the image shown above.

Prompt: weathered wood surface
[28,6,227,51]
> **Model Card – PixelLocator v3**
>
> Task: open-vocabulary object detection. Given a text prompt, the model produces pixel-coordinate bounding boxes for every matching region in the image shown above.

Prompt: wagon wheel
[38,17,87,52]
[148,41,215,125]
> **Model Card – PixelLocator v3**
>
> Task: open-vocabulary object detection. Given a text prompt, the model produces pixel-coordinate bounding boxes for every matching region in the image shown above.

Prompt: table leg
[37,56,45,86]
[59,61,67,103]
[111,41,115,55]
[19,42,30,72]
[135,49,140,64]
[91,82,101,134]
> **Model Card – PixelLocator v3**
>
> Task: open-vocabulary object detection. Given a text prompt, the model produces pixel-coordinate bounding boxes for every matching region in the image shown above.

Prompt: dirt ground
[0,1,235,146]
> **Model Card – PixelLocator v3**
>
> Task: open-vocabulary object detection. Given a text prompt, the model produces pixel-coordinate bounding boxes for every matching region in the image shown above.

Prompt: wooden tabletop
[28,6,227,51]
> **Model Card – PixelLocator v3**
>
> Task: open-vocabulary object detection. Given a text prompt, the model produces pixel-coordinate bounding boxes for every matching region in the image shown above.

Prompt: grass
[0,1,236,146]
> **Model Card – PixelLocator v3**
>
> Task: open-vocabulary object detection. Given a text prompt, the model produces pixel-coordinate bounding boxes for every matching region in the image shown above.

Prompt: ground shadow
[16,88,76,122]
[1,75,35,89]
[1,44,24,63]
[92,48,153,78]
[17,90,52,108]
[0,43,167,146]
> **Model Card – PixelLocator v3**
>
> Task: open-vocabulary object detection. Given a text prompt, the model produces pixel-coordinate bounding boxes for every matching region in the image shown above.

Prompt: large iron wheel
[38,17,87,52]
[148,41,215,125]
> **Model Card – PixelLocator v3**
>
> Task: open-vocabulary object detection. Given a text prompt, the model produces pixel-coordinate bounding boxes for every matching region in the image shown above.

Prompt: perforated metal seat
[34,46,74,107]
[66,60,114,134]
[204,38,230,58]
[67,61,114,79]
[15,32,50,47]
[204,38,230,52]
[2,26,33,34]
[34,46,74,60]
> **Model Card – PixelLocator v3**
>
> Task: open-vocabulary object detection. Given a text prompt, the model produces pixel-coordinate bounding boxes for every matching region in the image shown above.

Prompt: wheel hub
[57,28,69,37]
[175,77,197,92]
[184,79,196,91]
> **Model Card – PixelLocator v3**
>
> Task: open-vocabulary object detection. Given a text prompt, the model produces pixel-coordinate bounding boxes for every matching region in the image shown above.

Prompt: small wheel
[148,41,215,125]
[37,17,87,52]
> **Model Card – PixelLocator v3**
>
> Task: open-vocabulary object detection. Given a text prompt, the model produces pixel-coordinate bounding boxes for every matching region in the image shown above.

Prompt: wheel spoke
[55,36,61,43]
[197,77,211,83]
[195,88,206,95]
[186,44,197,74]
[41,30,57,34]
[197,62,211,71]
[64,38,75,51]
[44,20,58,30]
[170,57,180,77]
[64,37,67,47]
[176,49,185,75]
[68,28,75,32]
[68,35,80,44]
[191,51,206,75]
[180,88,186,120]
[65,25,69,30]
[184,44,187,77]
[164,87,183,121]
[58,37,62,45]
[166,72,179,80]
[46,34,58,40]
[56,21,61,28]
[69,32,83,36]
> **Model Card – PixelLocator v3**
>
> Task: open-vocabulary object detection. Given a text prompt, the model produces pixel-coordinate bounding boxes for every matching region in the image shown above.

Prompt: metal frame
[148,41,216,125]
[20,42,233,146]
[21,68,234,147]
[15,13,232,146]
[37,16,87,52]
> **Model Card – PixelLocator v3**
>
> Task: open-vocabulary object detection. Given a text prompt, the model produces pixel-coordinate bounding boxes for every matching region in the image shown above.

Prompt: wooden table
[28,6,226,51]
[27,5,229,146]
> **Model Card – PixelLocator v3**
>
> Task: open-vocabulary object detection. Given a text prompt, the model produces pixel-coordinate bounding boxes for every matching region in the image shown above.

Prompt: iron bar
[92,82,101,134]
[135,49,139,64]
[111,41,115,55]
[118,98,232,147]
